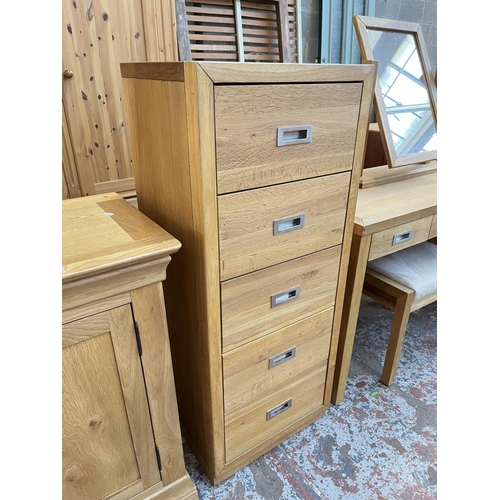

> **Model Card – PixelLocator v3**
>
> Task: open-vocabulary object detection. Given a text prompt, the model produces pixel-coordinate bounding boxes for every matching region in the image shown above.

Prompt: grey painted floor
[184,296,437,499]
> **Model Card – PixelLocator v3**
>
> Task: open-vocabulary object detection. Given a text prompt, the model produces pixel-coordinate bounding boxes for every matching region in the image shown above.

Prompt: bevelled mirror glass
[353,16,437,168]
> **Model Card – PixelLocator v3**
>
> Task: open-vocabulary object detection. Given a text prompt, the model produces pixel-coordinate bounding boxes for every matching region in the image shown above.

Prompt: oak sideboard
[62,193,198,500]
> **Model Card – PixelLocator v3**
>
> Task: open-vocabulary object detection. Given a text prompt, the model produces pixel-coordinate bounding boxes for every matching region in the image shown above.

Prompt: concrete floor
[184,296,437,499]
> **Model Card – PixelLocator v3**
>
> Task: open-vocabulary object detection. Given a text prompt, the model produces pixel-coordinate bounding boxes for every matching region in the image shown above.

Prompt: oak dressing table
[331,164,437,404]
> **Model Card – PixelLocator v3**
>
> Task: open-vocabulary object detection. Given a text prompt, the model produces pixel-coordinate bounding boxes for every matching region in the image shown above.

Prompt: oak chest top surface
[62,193,181,283]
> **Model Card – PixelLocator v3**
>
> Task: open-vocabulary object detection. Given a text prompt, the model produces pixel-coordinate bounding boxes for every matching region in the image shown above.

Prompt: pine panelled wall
[62,0,178,201]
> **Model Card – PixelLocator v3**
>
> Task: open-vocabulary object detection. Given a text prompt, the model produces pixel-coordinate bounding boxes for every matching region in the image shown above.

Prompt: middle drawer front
[223,308,334,412]
[225,362,327,463]
[218,172,350,281]
[221,246,341,352]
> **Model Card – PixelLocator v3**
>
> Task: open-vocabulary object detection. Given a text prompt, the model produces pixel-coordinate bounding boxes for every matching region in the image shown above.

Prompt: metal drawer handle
[392,230,413,246]
[268,347,296,369]
[266,398,293,420]
[273,213,305,235]
[277,125,313,146]
[271,286,300,308]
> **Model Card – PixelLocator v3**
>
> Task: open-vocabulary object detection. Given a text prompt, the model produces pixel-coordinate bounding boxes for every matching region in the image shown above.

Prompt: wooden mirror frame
[353,15,437,169]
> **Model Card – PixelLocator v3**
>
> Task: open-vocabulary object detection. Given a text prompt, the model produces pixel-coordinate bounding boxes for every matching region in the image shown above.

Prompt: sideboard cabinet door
[62,305,161,500]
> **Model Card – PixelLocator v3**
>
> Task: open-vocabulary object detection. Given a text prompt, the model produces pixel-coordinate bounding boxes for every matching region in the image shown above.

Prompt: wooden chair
[175,0,302,62]
[362,241,437,386]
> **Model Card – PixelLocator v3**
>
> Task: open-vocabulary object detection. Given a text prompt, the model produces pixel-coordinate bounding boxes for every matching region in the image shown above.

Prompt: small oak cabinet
[62,193,198,500]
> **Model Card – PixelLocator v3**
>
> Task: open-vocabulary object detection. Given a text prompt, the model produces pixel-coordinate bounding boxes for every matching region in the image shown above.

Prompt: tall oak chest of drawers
[121,62,376,484]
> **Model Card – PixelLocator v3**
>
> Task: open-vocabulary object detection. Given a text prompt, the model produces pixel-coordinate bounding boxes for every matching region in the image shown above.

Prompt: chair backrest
[175,0,302,63]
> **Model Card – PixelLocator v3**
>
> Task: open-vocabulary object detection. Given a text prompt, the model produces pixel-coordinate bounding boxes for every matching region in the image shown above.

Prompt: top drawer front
[219,173,350,281]
[214,83,362,194]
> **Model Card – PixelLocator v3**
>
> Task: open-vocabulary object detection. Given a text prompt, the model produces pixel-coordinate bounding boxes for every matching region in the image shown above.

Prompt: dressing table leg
[331,233,372,405]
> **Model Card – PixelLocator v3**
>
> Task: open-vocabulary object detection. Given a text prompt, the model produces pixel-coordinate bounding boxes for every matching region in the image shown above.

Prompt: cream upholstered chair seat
[363,241,437,386]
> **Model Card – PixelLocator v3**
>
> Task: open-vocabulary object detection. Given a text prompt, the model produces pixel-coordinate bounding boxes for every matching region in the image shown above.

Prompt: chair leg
[380,291,414,386]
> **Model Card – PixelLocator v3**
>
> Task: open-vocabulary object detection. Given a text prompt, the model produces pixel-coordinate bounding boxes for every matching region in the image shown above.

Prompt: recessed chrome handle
[277,125,313,146]
[271,286,300,308]
[268,347,296,369]
[392,230,413,246]
[266,398,292,420]
[273,213,305,235]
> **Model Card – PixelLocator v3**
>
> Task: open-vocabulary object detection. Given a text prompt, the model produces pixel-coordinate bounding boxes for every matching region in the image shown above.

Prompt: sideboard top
[62,193,181,283]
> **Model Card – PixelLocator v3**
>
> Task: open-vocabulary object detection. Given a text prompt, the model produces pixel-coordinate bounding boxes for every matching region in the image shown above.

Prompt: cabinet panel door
[62,306,161,500]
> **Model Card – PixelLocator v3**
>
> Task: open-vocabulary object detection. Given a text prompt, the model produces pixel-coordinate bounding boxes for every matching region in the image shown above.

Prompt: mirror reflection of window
[367,29,437,156]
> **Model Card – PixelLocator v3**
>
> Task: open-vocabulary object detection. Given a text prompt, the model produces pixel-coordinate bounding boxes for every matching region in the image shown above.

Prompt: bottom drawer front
[225,362,327,462]
[223,308,334,411]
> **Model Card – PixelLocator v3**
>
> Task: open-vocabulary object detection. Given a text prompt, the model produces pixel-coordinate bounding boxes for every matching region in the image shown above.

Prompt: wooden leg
[380,291,414,386]
[331,233,372,405]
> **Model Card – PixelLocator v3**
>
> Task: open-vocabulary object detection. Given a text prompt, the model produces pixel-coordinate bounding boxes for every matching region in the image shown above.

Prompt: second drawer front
[224,362,327,462]
[218,173,350,281]
[368,216,433,261]
[223,308,334,412]
[221,246,341,352]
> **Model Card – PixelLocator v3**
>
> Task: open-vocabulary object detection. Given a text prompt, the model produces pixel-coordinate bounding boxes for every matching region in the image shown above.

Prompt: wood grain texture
[62,193,180,284]
[62,103,82,198]
[331,233,371,405]
[63,0,179,199]
[130,283,187,486]
[368,216,433,261]
[63,167,70,200]
[62,194,196,498]
[63,329,147,499]
[218,173,350,280]
[94,177,136,195]
[62,0,145,196]
[201,61,375,83]
[221,247,341,351]
[363,269,416,386]
[105,480,150,500]
[323,63,377,404]
[359,161,437,189]
[429,213,437,239]
[108,306,160,490]
[120,61,377,484]
[214,84,361,193]
[62,257,169,312]
[354,169,437,236]
[212,406,326,485]
[122,69,225,479]
[223,308,333,411]
[332,162,437,404]
[224,362,327,461]
[63,310,110,347]
[141,0,179,62]
[63,293,131,325]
